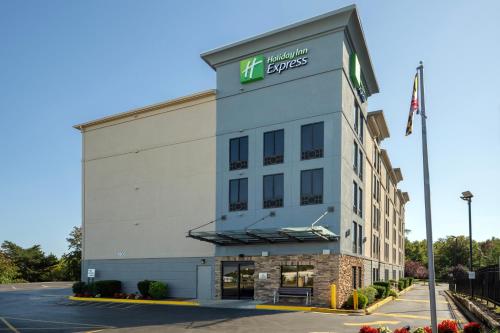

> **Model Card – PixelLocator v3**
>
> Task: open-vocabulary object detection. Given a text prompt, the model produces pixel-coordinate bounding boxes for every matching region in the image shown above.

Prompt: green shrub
[388,290,398,297]
[398,280,405,291]
[137,280,156,297]
[358,286,377,304]
[94,280,122,297]
[345,293,368,309]
[72,281,86,294]
[408,277,414,286]
[372,285,386,299]
[374,281,390,297]
[148,281,167,299]
[86,282,96,295]
[402,278,409,288]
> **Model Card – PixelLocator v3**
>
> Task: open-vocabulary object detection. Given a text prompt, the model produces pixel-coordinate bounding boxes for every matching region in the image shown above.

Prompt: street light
[460,191,473,298]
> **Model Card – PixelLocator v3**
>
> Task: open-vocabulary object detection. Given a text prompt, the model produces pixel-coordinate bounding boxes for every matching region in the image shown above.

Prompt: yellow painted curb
[397,284,415,297]
[365,296,395,313]
[256,304,313,312]
[255,304,363,314]
[68,296,199,306]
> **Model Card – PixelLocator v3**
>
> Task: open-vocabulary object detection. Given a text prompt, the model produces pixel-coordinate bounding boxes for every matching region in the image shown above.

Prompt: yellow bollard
[330,284,336,309]
[353,289,358,310]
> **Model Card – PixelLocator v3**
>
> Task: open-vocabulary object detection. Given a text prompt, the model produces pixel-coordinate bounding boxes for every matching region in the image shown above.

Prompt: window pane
[274,174,284,199]
[358,225,363,254]
[239,136,248,161]
[313,122,324,149]
[301,170,312,197]
[229,180,239,204]
[264,132,274,157]
[239,178,248,202]
[353,181,358,210]
[312,169,323,196]
[353,142,358,168]
[298,265,314,287]
[281,266,297,287]
[275,130,284,155]
[230,139,238,163]
[263,175,273,200]
[301,125,313,151]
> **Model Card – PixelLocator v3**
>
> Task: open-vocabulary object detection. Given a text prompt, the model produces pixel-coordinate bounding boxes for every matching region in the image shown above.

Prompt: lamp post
[460,191,473,298]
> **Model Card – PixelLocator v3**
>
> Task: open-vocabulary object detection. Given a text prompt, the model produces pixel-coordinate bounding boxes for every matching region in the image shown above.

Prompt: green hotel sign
[240,48,309,84]
[240,55,265,83]
[349,53,366,102]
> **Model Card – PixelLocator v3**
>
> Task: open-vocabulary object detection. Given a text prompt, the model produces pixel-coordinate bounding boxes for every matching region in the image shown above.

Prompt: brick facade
[215,253,365,307]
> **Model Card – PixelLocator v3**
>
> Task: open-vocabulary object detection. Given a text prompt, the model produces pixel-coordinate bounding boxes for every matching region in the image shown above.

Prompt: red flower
[438,320,458,333]
[463,322,481,333]
[394,328,409,333]
[359,326,378,333]
[424,326,432,333]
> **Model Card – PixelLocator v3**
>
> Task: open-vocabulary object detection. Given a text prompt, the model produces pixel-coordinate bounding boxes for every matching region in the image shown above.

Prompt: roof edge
[73,89,216,131]
[367,110,390,141]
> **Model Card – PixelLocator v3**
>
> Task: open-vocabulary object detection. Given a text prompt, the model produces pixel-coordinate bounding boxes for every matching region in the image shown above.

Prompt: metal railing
[451,264,499,306]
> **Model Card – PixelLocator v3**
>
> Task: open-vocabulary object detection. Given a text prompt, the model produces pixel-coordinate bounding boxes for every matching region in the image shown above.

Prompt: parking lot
[0,283,457,333]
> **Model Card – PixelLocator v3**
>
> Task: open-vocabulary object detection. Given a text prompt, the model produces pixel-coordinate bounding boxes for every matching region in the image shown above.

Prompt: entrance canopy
[187,226,339,246]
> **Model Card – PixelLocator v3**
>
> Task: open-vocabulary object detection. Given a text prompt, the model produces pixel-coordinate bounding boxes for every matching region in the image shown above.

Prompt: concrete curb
[365,296,395,314]
[397,284,415,297]
[445,292,500,330]
[255,304,364,314]
[68,296,199,306]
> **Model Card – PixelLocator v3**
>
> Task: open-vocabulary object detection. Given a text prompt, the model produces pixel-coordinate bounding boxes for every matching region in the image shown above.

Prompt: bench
[273,287,312,305]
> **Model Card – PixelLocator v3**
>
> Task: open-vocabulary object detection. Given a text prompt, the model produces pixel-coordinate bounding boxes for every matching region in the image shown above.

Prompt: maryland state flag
[405,73,419,136]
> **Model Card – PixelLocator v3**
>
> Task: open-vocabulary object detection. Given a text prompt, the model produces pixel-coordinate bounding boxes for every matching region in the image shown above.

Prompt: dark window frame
[280,264,315,288]
[263,129,284,166]
[300,169,323,206]
[301,122,324,160]
[229,178,248,211]
[263,173,284,209]
[229,136,249,170]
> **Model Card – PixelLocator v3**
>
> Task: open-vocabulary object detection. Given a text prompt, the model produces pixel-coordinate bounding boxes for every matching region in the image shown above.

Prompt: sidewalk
[369,283,455,328]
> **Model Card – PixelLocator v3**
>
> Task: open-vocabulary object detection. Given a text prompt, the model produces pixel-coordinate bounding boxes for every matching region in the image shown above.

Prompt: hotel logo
[240,55,265,84]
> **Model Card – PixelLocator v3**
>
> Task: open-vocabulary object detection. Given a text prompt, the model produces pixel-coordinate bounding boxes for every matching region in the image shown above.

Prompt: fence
[451,264,499,306]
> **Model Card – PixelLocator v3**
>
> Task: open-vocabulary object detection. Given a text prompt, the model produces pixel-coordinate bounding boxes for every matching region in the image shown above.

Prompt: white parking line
[0,317,20,333]
[10,286,17,290]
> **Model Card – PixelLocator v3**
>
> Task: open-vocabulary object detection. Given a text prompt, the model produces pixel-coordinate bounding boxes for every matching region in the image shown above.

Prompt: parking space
[0,282,462,333]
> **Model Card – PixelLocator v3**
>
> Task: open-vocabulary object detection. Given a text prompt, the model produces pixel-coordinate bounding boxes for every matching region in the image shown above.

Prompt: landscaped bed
[357,320,487,333]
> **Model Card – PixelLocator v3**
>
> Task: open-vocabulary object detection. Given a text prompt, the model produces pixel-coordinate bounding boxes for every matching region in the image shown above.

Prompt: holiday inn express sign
[240,48,309,83]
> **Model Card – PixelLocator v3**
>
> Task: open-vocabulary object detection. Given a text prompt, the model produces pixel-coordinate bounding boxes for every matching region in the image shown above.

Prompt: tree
[0,241,58,282]
[61,226,82,281]
[405,260,428,279]
[405,238,428,264]
[0,252,19,283]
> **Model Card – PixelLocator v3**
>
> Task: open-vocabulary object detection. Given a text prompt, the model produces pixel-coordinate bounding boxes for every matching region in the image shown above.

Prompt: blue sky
[0,0,499,257]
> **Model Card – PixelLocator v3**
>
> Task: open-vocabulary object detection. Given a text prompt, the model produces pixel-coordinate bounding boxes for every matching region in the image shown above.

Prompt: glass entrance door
[221,262,254,299]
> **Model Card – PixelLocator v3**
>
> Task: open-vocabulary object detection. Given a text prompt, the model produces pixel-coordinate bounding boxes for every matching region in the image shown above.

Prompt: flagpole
[418,61,438,333]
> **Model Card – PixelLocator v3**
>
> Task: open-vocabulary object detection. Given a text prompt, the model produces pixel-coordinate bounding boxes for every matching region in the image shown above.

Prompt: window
[229,178,248,211]
[229,136,248,170]
[301,169,323,205]
[393,228,397,245]
[354,104,359,134]
[358,187,363,217]
[373,268,379,282]
[352,266,362,289]
[263,129,284,165]
[358,224,363,254]
[385,220,390,239]
[384,269,389,281]
[352,221,358,253]
[359,113,364,143]
[372,205,380,230]
[358,150,363,180]
[393,248,397,264]
[392,270,396,280]
[281,265,314,288]
[372,235,380,258]
[263,174,284,208]
[301,122,324,160]
[384,243,389,262]
[353,141,358,172]
[353,181,358,213]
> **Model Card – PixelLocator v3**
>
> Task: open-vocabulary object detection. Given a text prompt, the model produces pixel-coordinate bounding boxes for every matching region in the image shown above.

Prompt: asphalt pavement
[0,282,456,333]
